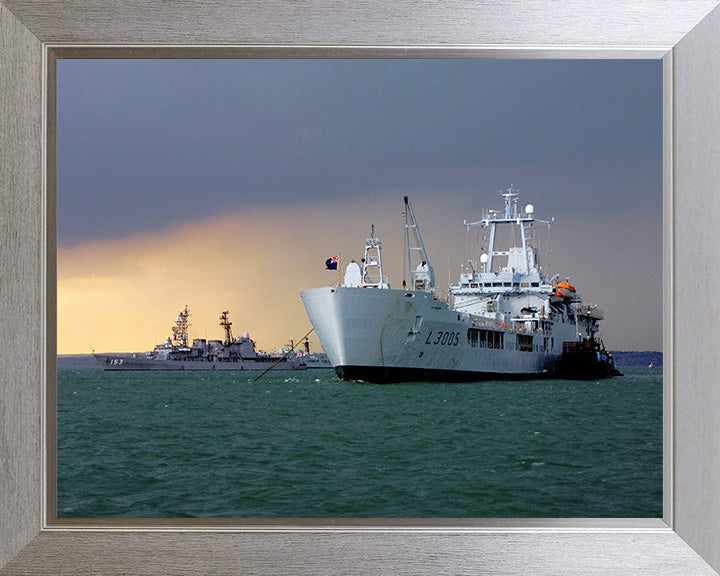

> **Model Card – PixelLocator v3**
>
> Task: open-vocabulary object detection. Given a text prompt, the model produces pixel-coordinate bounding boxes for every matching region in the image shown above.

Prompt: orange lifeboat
[552,282,577,299]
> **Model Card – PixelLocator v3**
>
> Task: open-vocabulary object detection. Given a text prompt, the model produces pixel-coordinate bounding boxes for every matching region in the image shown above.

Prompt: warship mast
[171,306,191,348]
[219,310,233,346]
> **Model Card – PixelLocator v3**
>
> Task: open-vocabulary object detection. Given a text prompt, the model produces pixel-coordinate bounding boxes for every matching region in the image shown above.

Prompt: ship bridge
[452,271,547,295]
[449,188,559,320]
[451,187,553,297]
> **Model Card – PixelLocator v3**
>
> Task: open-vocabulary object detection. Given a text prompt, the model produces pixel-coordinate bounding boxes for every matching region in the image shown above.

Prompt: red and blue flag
[325,256,339,270]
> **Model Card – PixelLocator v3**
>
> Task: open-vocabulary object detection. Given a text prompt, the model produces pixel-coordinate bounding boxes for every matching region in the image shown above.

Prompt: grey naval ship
[94,308,326,371]
[302,189,621,383]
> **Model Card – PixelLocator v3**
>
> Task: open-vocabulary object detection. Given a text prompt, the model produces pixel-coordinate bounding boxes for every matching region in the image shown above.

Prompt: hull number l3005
[424,331,461,346]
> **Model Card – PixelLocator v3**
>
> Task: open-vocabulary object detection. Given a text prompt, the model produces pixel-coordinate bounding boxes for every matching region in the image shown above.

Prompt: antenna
[404,196,435,291]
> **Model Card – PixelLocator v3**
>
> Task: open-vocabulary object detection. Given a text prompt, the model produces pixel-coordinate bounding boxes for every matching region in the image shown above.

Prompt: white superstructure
[301,190,619,383]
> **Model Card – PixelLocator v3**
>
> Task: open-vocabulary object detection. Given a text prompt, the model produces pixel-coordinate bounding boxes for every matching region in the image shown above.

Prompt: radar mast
[219,310,233,346]
[171,306,191,348]
[466,186,549,276]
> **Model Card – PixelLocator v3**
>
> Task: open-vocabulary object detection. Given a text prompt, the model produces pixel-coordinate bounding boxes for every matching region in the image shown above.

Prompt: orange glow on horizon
[57,198,429,355]
[57,195,660,354]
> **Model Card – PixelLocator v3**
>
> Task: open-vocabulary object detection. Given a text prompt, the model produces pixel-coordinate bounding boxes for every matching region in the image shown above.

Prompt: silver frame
[2,2,720,574]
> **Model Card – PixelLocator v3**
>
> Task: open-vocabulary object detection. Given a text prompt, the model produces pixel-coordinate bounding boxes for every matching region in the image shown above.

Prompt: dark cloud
[58,59,661,245]
[57,58,662,350]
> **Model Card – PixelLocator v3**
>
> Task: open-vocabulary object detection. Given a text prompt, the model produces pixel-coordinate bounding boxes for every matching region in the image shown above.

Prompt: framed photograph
[2,1,720,574]
[52,56,662,522]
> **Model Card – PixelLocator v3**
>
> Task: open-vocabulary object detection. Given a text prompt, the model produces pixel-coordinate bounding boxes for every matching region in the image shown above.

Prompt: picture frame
[2,1,720,574]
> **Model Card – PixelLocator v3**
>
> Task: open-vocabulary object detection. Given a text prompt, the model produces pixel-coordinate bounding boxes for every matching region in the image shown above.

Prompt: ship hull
[335,365,552,384]
[301,286,569,383]
[93,353,306,371]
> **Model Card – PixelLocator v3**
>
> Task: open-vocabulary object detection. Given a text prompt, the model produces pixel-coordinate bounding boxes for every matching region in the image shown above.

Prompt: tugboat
[94,308,308,371]
[552,338,622,379]
[302,188,622,383]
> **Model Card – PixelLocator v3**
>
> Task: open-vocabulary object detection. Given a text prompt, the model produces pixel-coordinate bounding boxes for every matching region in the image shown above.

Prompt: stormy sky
[57,59,662,353]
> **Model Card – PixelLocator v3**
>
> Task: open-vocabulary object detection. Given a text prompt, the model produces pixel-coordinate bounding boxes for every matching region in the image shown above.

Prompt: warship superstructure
[302,189,620,383]
[94,308,316,371]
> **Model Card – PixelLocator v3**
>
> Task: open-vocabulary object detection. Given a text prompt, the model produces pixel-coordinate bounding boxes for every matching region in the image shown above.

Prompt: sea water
[57,366,662,518]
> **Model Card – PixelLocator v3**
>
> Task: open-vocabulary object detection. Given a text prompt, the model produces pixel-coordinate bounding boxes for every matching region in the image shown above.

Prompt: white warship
[94,308,314,371]
[302,189,621,383]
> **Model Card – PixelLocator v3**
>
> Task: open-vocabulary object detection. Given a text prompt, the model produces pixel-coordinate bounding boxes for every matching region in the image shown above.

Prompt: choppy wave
[57,367,662,518]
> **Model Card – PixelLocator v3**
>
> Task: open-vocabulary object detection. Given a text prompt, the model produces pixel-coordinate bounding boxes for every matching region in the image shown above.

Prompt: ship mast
[467,186,549,275]
[219,310,233,346]
[361,225,389,289]
[403,196,435,291]
[171,306,191,348]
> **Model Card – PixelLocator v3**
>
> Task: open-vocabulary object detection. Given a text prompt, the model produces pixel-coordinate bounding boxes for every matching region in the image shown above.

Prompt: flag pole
[337,252,341,286]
